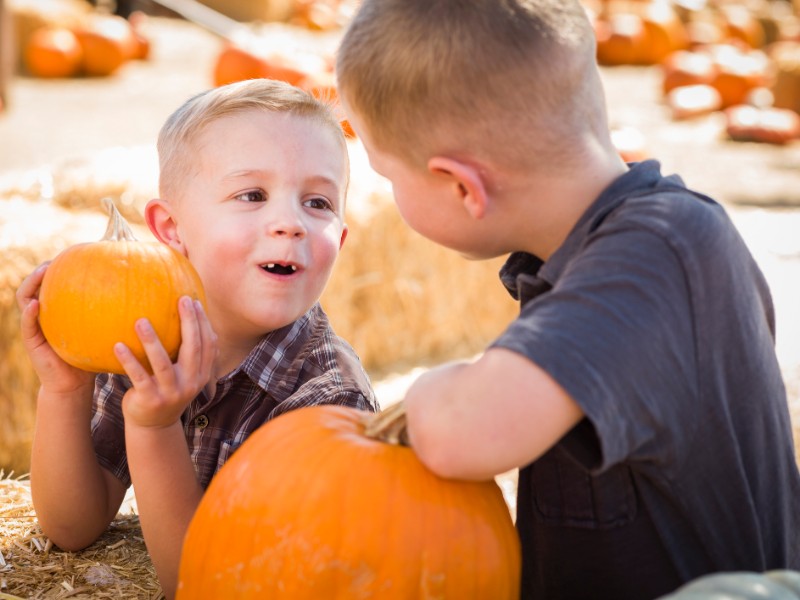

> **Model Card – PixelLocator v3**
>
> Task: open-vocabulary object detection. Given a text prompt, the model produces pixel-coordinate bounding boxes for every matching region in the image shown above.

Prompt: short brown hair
[158,78,348,200]
[336,0,603,171]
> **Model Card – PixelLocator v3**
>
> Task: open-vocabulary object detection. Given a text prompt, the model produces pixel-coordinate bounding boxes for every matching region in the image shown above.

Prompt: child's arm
[113,297,216,600]
[404,347,584,481]
[17,264,128,549]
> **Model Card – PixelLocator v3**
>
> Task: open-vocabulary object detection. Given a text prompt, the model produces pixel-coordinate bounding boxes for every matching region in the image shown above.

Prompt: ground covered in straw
[0,474,162,600]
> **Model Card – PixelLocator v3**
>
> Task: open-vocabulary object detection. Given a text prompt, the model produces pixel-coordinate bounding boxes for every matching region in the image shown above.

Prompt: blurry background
[1,0,800,476]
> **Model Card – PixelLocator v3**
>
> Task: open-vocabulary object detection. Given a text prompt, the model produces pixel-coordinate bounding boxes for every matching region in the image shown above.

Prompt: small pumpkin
[724,104,800,145]
[176,402,521,599]
[74,14,137,77]
[666,83,722,119]
[212,43,269,87]
[637,2,690,66]
[657,570,800,599]
[596,12,648,66]
[706,44,771,108]
[23,26,83,79]
[661,49,717,95]
[38,199,206,374]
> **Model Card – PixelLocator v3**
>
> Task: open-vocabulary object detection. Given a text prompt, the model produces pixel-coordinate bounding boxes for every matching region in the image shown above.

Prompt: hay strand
[0,474,162,599]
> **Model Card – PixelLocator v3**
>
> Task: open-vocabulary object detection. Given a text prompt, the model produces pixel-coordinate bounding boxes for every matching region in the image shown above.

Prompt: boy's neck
[504,150,628,261]
[208,326,265,381]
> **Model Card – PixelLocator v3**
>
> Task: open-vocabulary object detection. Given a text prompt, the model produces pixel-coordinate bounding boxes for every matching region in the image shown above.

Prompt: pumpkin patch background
[1,0,800,597]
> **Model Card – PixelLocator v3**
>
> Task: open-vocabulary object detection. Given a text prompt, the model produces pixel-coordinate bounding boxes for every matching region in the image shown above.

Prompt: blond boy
[17,79,377,598]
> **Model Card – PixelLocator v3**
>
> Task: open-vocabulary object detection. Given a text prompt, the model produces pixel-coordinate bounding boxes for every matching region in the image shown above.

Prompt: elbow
[410,431,462,480]
[406,405,484,481]
[38,520,101,552]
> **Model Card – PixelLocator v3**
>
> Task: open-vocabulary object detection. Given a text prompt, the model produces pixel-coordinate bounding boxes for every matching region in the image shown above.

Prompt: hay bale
[0,144,159,226]
[0,198,151,475]
[0,474,162,599]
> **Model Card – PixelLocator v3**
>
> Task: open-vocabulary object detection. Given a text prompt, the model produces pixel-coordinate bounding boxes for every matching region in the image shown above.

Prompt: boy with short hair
[17,78,377,599]
[336,1,800,598]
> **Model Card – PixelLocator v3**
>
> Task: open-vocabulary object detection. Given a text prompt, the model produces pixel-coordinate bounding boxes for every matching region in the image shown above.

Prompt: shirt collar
[221,304,324,402]
[500,160,668,300]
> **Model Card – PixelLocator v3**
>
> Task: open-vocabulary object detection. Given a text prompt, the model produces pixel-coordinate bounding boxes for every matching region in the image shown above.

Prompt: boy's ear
[427,156,489,219]
[144,199,185,254]
[339,224,349,250]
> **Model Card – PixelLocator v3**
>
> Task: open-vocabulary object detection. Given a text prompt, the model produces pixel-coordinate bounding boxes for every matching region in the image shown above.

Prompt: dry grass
[0,473,162,599]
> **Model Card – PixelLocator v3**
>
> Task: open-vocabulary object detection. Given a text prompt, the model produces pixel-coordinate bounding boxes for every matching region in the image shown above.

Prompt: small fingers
[195,301,217,379]
[114,341,154,389]
[135,317,177,384]
[176,297,204,378]
[15,262,49,312]
[19,298,42,344]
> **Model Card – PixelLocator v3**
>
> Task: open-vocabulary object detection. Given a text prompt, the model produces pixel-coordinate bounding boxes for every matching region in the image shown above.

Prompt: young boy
[16,78,377,599]
[336,1,800,598]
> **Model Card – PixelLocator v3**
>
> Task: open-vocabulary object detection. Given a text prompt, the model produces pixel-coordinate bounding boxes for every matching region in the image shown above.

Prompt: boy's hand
[116,297,216,429]
[16,262,96,396]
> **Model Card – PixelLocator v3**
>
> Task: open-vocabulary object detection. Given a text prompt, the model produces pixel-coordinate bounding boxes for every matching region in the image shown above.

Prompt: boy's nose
[266,205,307,239]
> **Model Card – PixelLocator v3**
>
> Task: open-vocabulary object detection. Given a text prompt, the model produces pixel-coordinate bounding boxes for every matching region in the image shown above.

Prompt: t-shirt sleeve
[91,373,132,488]
[491,227,699,473]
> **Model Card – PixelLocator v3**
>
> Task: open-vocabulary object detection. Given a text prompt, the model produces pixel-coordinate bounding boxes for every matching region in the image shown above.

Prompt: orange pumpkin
[212,44,269,87]
[596,12,648,66]
[661,49,717,95]
[212,42,327,88]
[666,84,722,119]
[74,14,137,77]
[38,200,206,374]
[725,104,800,145]
[176,403,521,599]
[637,2,689,65]
[705,44,770,108]
[24,26,83,78]
[720,5,765,49]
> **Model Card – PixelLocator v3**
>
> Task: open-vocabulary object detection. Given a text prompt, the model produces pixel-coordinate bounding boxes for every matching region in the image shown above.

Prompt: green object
[658,571,800,600]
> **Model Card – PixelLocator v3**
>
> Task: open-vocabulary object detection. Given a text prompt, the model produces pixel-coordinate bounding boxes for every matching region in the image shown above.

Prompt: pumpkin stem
[362,401,411,447]
[101,198,138,242]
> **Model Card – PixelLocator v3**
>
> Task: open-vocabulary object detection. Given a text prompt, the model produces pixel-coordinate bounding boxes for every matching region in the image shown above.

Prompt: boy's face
[342,101,483,258]
[168,110,348,340]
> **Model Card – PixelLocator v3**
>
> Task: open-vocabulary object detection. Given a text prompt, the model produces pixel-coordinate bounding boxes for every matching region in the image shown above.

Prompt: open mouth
[262,263,298,275]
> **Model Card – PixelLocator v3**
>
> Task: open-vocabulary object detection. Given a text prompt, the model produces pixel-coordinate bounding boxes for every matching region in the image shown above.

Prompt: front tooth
[267,263,275,269]
[290,265,297,272]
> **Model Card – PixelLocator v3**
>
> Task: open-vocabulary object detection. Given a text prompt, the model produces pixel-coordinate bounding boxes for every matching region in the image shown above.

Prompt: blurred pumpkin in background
[23,26,83,78]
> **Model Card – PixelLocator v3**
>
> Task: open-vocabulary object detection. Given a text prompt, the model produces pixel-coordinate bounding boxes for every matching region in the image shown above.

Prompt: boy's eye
[235,189,267,203]
[304,197,333,211]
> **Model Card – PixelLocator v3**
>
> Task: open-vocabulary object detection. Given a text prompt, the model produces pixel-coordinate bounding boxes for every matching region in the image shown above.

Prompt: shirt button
[194,414,209,430]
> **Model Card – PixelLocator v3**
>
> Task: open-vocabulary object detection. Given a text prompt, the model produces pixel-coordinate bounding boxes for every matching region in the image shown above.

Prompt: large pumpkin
[176,402,521,599]
[38,199,206,374]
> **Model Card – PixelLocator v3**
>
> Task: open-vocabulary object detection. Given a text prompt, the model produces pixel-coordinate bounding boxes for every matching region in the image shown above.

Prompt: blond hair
[336,0,605,171]
[158,78,348,200]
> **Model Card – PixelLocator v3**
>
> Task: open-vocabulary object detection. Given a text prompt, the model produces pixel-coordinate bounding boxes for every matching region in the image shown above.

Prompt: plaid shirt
[90,303,378,489]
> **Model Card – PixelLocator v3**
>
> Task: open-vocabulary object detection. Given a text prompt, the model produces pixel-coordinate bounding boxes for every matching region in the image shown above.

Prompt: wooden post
[0,0,12,111]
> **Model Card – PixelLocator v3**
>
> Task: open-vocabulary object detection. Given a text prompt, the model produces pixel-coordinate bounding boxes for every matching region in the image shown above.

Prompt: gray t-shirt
[492,160,800,599]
